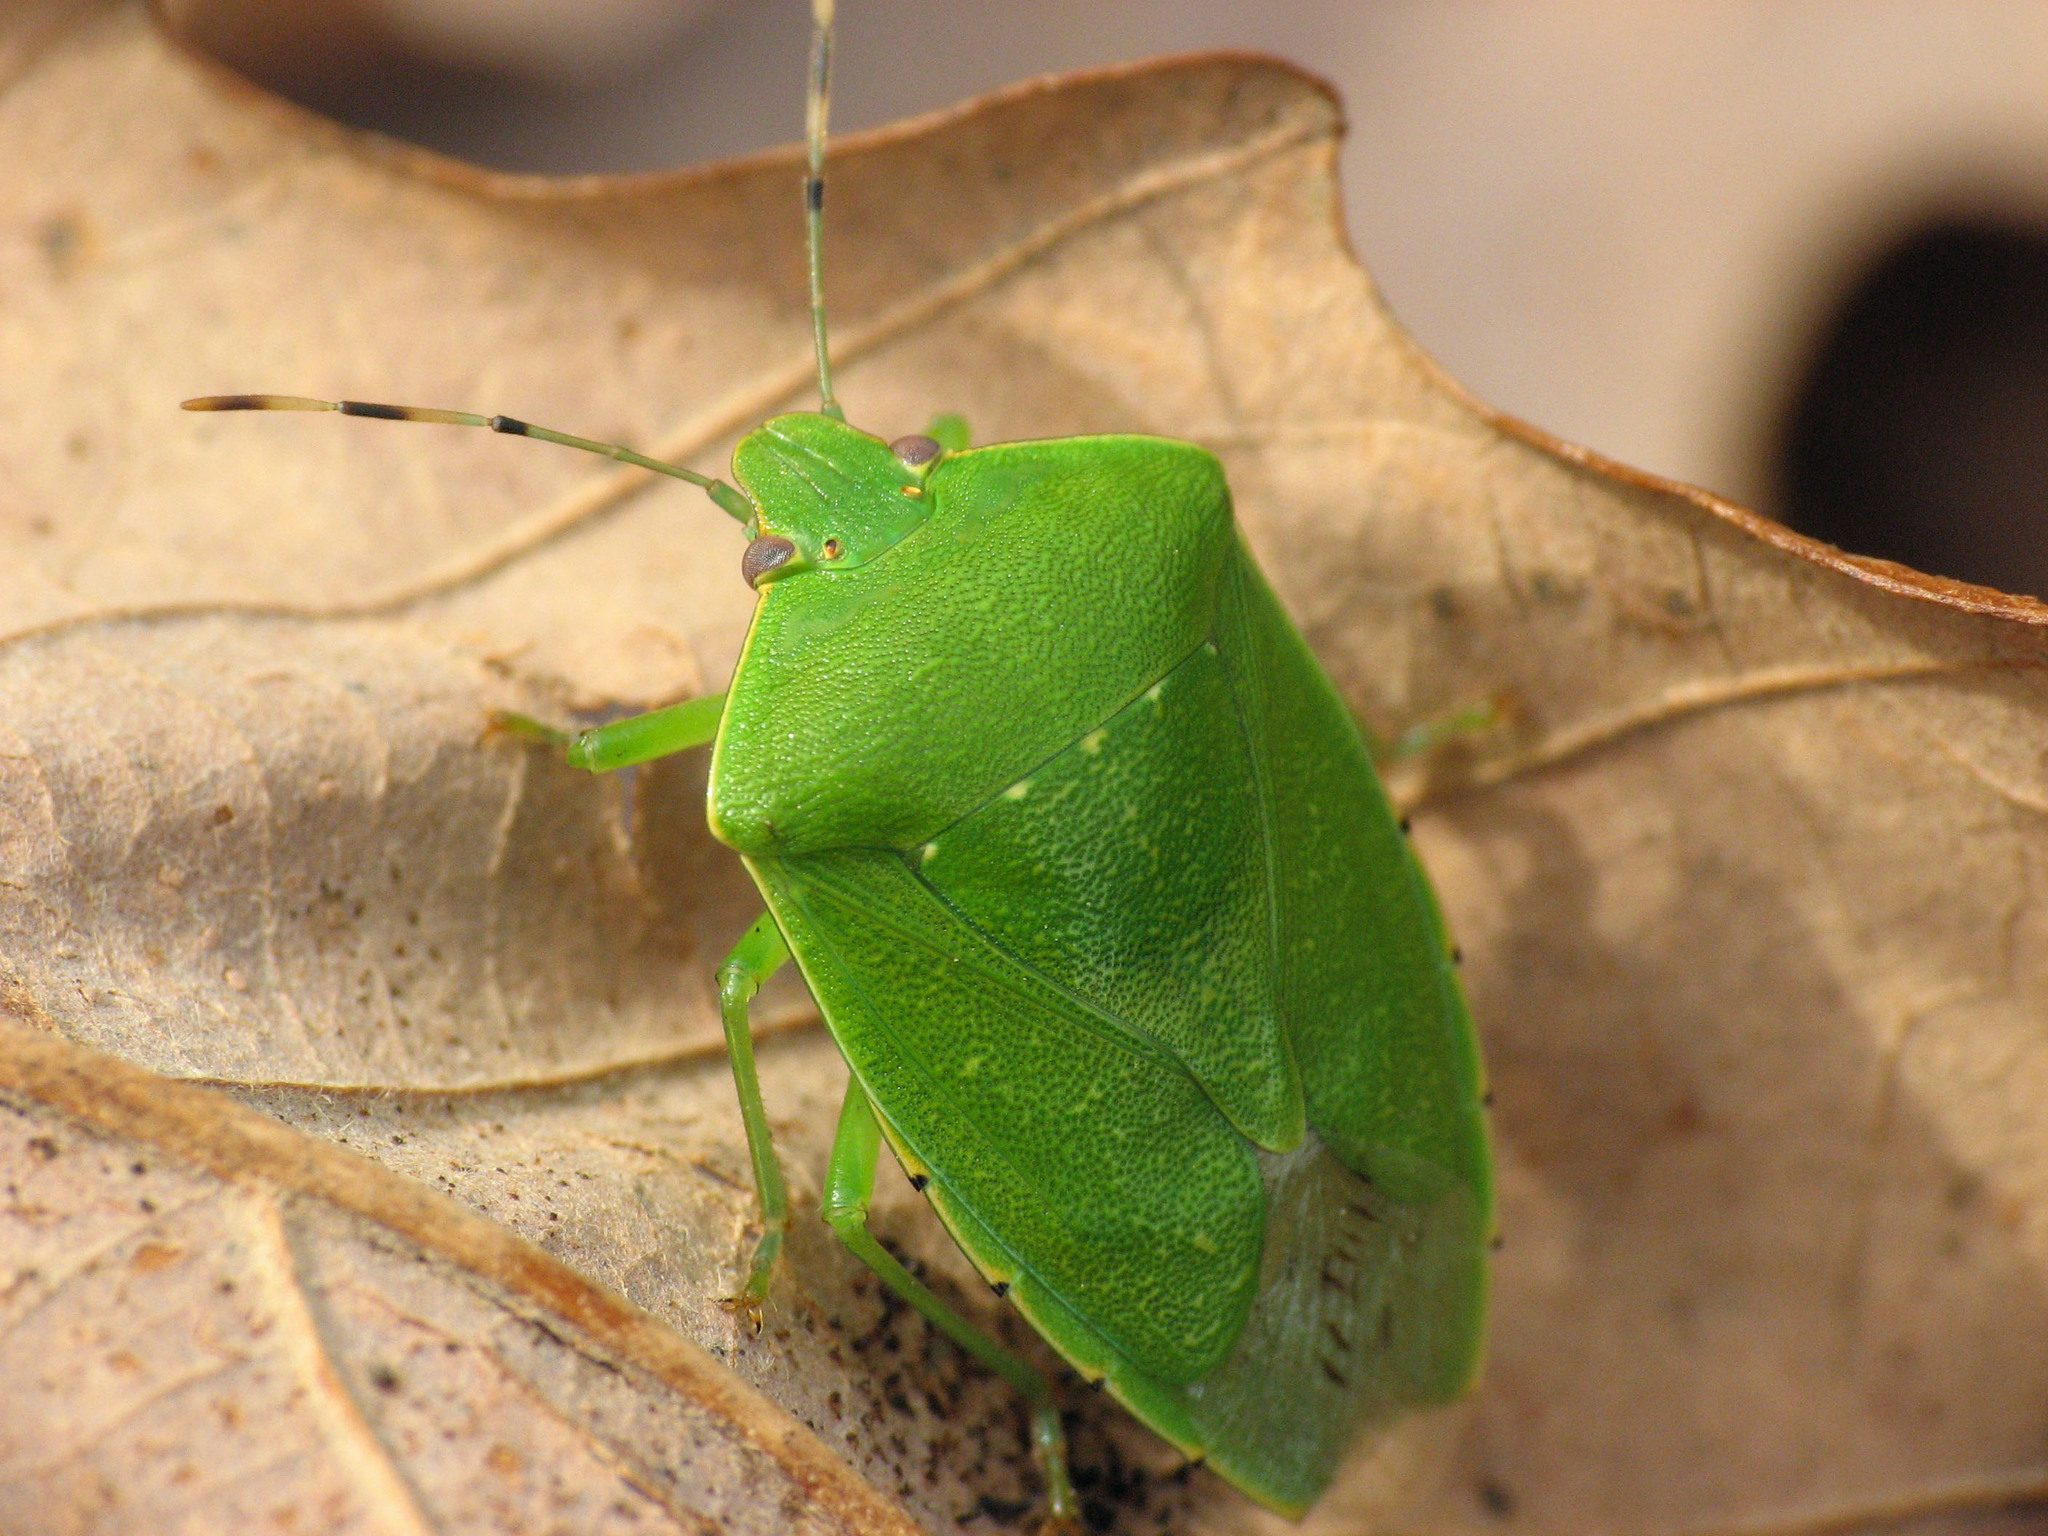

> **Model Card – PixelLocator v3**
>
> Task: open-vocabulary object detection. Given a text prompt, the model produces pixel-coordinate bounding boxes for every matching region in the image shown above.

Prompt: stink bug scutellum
[186,2,1492,1522]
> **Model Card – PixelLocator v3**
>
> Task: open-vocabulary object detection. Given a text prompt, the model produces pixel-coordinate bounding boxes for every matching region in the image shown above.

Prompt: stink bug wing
[1182,1124,1487,1514]
[902,523,1490,1507]
[1215,543,1492,1399]
[744,845,1266,1388]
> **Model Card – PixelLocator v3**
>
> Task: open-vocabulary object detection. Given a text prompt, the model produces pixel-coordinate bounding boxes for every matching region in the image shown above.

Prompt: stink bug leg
[492,694,729,773]
[715,914,795,1330]
[821,1081,1080,1528]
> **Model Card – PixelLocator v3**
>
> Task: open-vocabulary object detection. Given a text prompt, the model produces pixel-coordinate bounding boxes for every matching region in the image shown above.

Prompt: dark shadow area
[1774,218,2048,599]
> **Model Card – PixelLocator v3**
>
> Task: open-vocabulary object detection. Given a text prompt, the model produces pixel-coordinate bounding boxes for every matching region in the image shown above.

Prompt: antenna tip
[812,0,835,27]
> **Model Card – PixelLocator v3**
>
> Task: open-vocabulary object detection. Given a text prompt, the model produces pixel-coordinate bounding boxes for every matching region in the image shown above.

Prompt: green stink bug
[185,1,1491,1521]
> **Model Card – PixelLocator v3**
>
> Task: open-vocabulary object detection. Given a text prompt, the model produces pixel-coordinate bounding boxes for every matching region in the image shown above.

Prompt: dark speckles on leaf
[1477,1477,1516,1518]
[37,210,90,276]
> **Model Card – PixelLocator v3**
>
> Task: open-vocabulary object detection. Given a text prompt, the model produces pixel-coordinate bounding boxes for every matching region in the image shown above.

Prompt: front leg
[497,696,784,1312]
[494,690,727,771]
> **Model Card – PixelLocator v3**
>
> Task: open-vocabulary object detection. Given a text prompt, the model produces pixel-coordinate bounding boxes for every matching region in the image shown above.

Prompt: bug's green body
[714,415,1489,1512]
[186,6,1490,1514]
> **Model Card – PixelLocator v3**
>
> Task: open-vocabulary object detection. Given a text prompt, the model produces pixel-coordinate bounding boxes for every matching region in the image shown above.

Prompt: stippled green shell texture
[712,415,1490,1514]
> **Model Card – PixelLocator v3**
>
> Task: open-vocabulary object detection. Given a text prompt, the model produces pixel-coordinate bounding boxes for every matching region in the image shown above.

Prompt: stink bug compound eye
[185,1,1493,1523]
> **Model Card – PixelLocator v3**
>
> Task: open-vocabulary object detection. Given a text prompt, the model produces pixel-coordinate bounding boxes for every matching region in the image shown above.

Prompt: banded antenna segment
[806,0,841,419]
[180,393,755,522]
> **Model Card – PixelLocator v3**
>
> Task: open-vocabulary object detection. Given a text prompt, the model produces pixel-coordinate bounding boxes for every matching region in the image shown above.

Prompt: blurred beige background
[168,0,2048,594]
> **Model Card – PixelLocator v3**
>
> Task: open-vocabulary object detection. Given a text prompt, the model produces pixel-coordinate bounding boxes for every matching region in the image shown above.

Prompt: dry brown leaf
[7,3,2048,1533]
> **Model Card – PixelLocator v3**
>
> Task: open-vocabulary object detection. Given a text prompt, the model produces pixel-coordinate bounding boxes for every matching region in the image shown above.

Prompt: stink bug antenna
[178,395,756,523]
[806,0,843,420]
[180,8,855,518]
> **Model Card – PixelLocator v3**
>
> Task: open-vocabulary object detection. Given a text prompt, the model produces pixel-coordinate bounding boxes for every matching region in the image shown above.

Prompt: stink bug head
[731,412,938,586]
